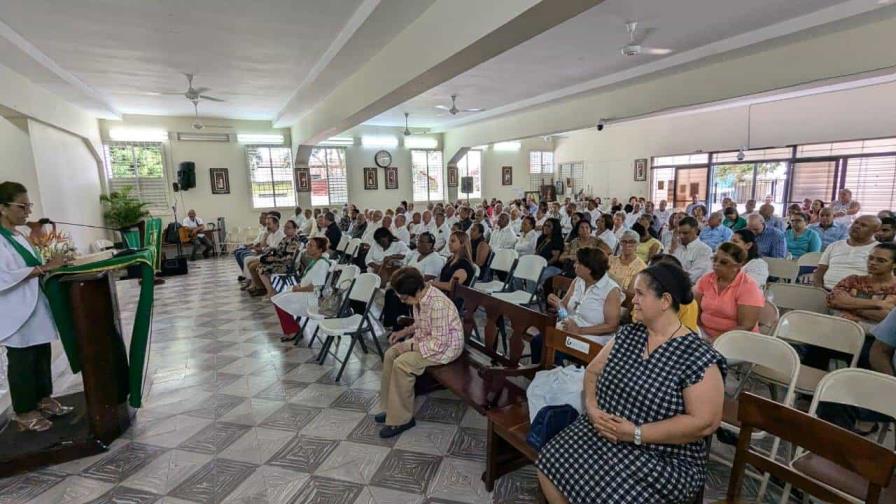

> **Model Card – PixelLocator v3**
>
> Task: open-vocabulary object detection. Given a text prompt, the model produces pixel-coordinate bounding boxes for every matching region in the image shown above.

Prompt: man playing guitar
[181,209,214,260]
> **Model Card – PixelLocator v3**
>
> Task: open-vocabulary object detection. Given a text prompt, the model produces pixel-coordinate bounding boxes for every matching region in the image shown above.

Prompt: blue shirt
[755,225,787,258]
[699,224,733,251]
[871,309,896,371]
[809,222,848,250]
[785,228,822,258]
[765,215,786,231]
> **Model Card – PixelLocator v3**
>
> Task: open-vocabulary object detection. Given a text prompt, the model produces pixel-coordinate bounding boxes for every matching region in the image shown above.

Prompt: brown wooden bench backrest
[454,285,555,368]
[544,326,602,369]
[728,393,896,504]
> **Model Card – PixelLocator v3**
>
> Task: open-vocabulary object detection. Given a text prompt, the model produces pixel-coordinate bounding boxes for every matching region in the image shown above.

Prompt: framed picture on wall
[447,165,458,187]
[210,168,230,194]
[501,166,512,186]
[385,166,398,189]
[633,158,648,181]
[364,167,378,190]
[296,167,310,192]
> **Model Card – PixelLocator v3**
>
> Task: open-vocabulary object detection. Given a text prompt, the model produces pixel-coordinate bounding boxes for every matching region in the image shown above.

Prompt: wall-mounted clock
[374,150,392,168]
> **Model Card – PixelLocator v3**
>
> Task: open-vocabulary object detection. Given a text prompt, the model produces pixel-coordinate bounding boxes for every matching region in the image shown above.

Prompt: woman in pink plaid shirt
[373,267,464,438]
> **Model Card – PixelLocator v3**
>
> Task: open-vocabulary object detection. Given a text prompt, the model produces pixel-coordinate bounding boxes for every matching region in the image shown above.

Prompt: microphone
[44,219,124,232]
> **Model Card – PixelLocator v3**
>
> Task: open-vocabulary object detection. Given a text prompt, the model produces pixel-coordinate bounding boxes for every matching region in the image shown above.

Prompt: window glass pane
[103,142,169,215]
[248,146,293,209]
[845,155,896,215]
[797,137,896,157]
[327,148,348,204]
[428,150,444,201]
[308,147,347,207]
[651,167,675,205]
[754,162,788,215]
[789,161,837,205]
[710,164,755,213]
[652,153,708,166]
[674,168,708,210]
[412,150,429,202]
[713,148,792,163]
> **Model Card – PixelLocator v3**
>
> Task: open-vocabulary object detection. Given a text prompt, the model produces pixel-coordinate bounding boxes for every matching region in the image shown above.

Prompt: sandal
[13,414,52,432]
[39,398,74,417]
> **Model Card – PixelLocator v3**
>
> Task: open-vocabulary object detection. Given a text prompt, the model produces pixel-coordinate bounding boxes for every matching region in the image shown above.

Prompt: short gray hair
[621,229,640,242]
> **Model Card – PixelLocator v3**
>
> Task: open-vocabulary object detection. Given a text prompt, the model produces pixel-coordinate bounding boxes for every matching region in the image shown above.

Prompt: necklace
[644,320,683,359]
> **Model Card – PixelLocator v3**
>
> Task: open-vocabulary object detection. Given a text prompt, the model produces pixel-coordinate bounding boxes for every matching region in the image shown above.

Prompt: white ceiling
[365,0,883,129]
[0,0,396,119]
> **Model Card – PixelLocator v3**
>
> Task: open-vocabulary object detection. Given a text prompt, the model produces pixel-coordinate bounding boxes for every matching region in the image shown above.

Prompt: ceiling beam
[283,0,603,157]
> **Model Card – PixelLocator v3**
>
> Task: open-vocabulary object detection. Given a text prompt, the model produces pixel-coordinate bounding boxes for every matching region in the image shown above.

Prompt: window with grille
[557,162,584,195]
[246,146,295,209]
[529,150,554,189]
[308,147,348,207]
[845,156,896,213]
[457,149,482,199]
[412,150,444,202]
[103,142,170,215]
[788,160,838,204]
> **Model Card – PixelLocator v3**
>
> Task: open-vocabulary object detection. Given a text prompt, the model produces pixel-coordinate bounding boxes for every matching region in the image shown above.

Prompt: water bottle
[557,307,568,321]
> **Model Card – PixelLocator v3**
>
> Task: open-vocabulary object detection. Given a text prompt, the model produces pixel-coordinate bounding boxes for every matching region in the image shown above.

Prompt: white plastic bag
[526,365,585,423]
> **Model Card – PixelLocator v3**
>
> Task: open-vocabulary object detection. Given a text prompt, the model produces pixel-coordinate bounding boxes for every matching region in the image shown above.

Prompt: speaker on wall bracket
[177,161,196,190]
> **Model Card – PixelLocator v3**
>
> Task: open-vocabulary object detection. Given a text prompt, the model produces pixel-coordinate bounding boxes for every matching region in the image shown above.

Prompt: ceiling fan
[402,112,429,136]
[434,94,484,116]
[620,21,673,56]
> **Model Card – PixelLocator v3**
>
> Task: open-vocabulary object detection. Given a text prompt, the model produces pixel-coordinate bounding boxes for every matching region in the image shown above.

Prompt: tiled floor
[0,258,786,503]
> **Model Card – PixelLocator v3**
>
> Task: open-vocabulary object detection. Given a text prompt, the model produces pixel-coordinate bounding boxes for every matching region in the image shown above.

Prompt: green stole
[0,226,42,267]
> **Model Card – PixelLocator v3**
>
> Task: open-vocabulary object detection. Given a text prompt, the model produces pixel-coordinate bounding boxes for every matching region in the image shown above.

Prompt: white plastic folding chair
[474,249,518,294]
[783,368,896,504]
[764,257,799,284]
[298,264,360,347]
[334,235,349,258]
[767,283,830,315]
[713,330,802,501]
[491,255,547,307]
[754,310,865,397]
[315,272,383,381]
[797,251,822,268]
[343,238,362,264]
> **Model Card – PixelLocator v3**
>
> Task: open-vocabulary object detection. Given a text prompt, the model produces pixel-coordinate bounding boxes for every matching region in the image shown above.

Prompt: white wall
[0,117,41,213]
[554,80,896,201]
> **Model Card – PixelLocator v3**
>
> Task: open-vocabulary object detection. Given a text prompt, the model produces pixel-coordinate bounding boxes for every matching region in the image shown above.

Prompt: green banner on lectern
[43,249,155,408]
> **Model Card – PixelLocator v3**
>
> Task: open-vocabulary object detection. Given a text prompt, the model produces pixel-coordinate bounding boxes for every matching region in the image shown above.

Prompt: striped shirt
[411,286,464,364]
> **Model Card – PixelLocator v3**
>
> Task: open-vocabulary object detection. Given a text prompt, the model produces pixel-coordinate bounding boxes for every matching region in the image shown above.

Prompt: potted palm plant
[99,186,151,248]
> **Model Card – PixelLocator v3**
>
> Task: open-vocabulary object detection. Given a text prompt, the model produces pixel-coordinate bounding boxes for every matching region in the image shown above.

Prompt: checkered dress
[535,323,727,504]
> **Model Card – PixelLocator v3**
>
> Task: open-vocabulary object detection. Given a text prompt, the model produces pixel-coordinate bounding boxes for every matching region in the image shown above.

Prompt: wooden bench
[416,285,556,414]
[483,326,602,491]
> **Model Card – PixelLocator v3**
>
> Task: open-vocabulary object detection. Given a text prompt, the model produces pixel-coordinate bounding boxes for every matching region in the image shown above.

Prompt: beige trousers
[378,345,439,426]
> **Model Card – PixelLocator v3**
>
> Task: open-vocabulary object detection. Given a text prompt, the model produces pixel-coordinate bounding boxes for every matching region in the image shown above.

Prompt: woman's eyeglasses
[5,202,33,209]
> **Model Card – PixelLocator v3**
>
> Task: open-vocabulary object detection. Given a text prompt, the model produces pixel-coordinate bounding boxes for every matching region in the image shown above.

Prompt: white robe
[0,231,57,347]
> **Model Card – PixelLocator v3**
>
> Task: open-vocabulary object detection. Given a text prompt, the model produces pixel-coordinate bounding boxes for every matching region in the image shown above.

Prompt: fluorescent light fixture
[319,136,354,146]
[404,136,438,149]
[493,141,521,151]
[237,133,284,144]
[472,145,489,151]
[108,128,168,142]
[361,135,399,148]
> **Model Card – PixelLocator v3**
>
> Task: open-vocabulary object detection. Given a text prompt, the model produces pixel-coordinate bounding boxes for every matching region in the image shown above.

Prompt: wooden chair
[483,326,602,491]
[723,392,896,504]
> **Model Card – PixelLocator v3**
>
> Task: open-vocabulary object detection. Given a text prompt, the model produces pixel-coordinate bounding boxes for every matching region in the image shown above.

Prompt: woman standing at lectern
[0,181,72,432]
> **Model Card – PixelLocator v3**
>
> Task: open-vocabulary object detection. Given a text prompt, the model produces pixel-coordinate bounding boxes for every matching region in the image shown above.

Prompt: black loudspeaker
[177,162,196,190]
[160,256,188,276]
[460,176,474,194]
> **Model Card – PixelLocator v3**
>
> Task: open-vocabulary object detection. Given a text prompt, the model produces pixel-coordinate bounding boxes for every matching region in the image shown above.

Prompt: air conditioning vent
[176,132,231,142]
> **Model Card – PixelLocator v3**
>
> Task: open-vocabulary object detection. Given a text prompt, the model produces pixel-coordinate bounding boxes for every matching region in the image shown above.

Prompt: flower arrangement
[30,227,78,263]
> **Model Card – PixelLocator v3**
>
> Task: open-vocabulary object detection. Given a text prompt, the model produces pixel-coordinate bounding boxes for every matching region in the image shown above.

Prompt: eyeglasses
[621,239,637,245]
[5,202,33,209]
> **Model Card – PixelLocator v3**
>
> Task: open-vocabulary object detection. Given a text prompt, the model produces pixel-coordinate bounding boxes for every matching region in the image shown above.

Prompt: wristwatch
[633,426,642,446]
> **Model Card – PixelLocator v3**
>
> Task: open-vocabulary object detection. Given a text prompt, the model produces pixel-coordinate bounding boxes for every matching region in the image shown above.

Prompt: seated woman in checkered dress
[536,262,727,504]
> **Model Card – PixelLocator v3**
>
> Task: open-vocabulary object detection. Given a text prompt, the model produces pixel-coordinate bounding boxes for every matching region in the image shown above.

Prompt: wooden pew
[417,285,556,414]
[483,326,602,491]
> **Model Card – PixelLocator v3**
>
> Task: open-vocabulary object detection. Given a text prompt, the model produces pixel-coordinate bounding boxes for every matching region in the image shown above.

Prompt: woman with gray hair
[608,229,646,305]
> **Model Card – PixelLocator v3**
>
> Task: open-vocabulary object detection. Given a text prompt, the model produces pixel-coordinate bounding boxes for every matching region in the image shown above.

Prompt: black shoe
[238,275,246,281]
[373,412,386,424]
[379,418,415,438]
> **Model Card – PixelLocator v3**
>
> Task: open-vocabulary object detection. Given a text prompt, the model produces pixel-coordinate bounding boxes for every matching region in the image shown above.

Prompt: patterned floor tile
[393,421,458,456]
[178,422,252,454]
[217,427,295,465]
[258,404,322,432]
[288,383,347,408]
[299,409,365,440]
[253,380,307,402]
[346,415,398,448]
[47,439,131,475]
[218,398,285,426]
[330,389,379,413]
[369,449,442,494]
[348,371,382,391]
[131,414,214,449]
[266,436,340,473]
[352,486,424,504]
[23,475,115,504]
[185,394,247,420]
[288,476,364,504]
[415,398,466,425]
[281,364,332,384]
[492,465,539,504]
[426,457,491,504]
[313,441,390,484]
[220,465,308,504]
[122,450,213,496]
[168,458,257,504]
[81,443,167,483]
[87,485,160,504]
[446,427,487,462]
[0,470,67,504]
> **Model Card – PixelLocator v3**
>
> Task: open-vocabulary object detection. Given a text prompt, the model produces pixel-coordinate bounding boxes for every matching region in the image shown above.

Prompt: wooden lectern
[0,271,132,476]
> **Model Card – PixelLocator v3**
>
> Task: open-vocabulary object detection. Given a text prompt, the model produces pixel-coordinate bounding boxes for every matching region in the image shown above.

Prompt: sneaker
[379,418,415,438]
[373,412,386,424]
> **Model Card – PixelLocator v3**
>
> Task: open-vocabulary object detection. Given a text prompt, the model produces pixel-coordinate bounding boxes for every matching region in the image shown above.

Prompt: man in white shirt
[489,213,518,251]
[407,212,423,237]
[514,216,538,256]
[299,208,314,236]
[404,232,445,278]
[831,188,862,226]
[392,214,411,245]
[473,209,491,240]
[624,202,642,228]
[433,212,452,255]
[182,209,214,260]
[670,216,713,282]
[594,213,618,252]
[510,208,523,234]
[535,208,547,228]
[655,200,671,232]
[418,210,436,235]
[585,200,601,226]
[444,205,459,229]
[242,214,284,280]
[814,215,880,290]
[292,206,307,234]
[362,210,383,243]
[235,212,269,275]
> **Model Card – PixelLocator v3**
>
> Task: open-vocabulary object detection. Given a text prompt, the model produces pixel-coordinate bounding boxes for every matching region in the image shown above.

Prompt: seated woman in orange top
[693,242,765,340]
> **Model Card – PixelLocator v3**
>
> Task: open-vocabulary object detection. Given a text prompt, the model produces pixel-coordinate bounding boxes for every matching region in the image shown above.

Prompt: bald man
[814,215,881,290]
[182,209,213,260]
